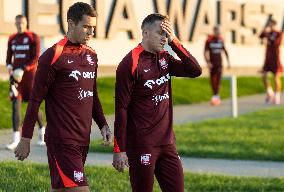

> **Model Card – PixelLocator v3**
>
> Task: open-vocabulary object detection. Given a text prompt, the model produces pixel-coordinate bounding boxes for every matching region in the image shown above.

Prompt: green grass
[174,106,284,161]
[90,106,284,161]
[0,162,283,192]
[0,76,282,129]
[0,81,28,128]
[0,81,45,129]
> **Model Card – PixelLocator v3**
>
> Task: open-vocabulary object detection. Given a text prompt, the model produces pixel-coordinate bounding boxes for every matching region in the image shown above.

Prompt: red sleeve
[204,37,210,51]
[92,56,108,129]
[6,34,15,66]
[168,38,202,77]
[275,32,283,47]
[25,33,40,71]
[113,52,134,153]
[22,47,56,139]
[259,31,269,39]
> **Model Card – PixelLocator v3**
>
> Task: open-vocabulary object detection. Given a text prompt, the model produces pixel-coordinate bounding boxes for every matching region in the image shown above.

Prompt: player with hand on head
[112,13,201,192]
[14,2,111,192]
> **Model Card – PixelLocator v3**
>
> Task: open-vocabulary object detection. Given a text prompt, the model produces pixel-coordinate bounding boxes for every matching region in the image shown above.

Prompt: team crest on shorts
[141,154,151,165]
[74,171,84,182]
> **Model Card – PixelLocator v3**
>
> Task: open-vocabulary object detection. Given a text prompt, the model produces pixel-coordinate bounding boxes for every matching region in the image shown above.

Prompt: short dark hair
[67,2,97,24]
[15,14,26,20]
[141,13,169,29]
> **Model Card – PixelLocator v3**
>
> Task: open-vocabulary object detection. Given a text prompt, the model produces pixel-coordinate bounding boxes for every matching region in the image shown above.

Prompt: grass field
[0,76,283,129]
[1,162,284,192]
[90,106,284,161]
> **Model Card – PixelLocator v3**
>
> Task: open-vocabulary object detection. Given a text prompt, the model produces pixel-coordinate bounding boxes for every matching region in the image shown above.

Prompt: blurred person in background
[204,25,230,106]
[259,18,283,105]
[6,14,45,150]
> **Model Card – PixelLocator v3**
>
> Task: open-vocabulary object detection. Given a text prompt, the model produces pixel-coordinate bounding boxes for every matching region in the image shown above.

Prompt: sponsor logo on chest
[144,73,170,89]
[69,70,96,81]
[11,44,30,51]
[78,88,93,100]
[15,53,26,59]
[209,42,223,49]
[152,92,169,105]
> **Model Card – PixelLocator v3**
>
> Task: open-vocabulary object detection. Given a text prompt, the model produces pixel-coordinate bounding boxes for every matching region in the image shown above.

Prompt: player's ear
[142,29,147,38]
[67,19,75,30]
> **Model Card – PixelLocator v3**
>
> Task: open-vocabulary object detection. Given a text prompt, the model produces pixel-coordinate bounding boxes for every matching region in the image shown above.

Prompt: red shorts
[11,69,35,101]
[127,144,184,192]
[46,143,89,189]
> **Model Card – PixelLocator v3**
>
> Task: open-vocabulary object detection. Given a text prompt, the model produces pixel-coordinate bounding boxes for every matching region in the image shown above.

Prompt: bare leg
[274,72,282,92]
[262,71,274,103]
[273,72,282,104]
[262,71,270,89]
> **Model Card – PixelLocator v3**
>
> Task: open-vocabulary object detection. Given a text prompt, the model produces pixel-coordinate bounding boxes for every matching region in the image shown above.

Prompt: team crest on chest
[86,54,94,65]
[159,58,168,69]
[23,37,29,44]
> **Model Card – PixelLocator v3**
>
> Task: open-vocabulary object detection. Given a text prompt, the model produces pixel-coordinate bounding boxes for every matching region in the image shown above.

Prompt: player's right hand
[7,64,13,76]
[112,152,129,172]
[14,137,31,161]
[207,62,213,70]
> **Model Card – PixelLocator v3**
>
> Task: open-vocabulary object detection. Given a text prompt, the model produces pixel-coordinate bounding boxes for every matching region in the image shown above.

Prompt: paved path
[1,93,284,178]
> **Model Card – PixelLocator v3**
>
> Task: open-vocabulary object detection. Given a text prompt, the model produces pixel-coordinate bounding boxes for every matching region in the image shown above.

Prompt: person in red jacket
[6,14,45,150]
[14,2,111,192]
[112,13,201,192]
[259,18,283,105]
[204,26,230,105]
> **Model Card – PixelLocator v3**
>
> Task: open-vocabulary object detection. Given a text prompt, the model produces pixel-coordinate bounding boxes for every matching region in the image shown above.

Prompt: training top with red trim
[6,31,40,71]
[22,37,108,146]
[204,35,226,68]
[259,30,283,72]
[114,38,202,153]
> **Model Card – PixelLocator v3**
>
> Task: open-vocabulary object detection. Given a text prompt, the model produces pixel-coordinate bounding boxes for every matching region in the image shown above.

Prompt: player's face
[213,27,220,36]
[268,21,276,30]
[144,20,167,53]
[70,15,96,44]
[15,17,27,33]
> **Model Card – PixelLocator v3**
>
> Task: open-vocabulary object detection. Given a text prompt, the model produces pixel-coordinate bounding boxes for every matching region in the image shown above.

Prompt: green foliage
[0,162,283,192]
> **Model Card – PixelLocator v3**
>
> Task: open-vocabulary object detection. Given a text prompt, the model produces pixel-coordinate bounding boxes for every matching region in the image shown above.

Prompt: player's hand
[161,20,176,42]
[112,152,129,172]
[207,62,213,70]
[100,125,112,146]
[7,64,13,76]
[8,69,13,76]
[14,137,31,161]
